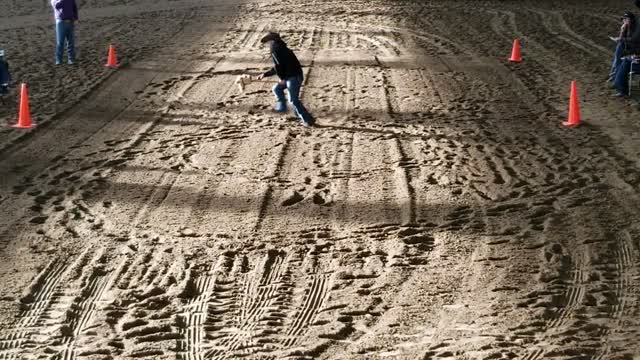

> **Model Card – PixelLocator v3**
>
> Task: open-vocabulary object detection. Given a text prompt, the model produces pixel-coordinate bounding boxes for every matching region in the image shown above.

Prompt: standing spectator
[51,0,79,65]
[0,50,10,98]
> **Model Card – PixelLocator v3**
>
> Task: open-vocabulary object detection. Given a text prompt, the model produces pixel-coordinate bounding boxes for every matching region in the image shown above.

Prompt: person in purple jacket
[51,0,78,65]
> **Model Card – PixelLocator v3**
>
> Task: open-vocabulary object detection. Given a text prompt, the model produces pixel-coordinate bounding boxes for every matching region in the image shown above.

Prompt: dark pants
[55,20,75,63]
[0,60,9,97]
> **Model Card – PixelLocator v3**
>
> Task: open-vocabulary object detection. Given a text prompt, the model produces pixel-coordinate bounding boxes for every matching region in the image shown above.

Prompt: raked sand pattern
[1,0,640,359]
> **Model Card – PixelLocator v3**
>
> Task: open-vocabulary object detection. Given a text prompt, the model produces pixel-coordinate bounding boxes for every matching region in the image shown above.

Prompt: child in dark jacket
[0,50,10,97]
[257,32,314,126]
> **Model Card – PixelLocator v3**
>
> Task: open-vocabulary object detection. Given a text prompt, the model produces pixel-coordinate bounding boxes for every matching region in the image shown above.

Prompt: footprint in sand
[312,190,333,206]
[281,190,305,207]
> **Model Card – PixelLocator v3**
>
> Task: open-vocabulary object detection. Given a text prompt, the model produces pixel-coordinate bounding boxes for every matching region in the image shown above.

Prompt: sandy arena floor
[1,0,640,359]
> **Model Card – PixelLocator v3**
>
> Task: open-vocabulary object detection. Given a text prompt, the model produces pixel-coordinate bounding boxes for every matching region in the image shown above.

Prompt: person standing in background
[51,0,79,65]
[0,50,10,96]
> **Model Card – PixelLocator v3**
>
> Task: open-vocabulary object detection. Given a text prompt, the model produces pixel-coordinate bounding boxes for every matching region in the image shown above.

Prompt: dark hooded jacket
[262,39,303,80]
[623,24,640,54]
[621,13,640,54]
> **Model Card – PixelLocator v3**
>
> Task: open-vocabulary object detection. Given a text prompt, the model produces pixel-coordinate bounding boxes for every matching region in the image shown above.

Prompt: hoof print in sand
[313,190,333,206]
[281,190,304,207]
[29,216,48,225]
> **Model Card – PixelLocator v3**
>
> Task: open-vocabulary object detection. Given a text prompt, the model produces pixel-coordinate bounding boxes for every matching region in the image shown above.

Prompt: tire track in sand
[0,248,97,359]
[177,253,234,360]
[252,130,292,233]
[176,248,332,359]
[526,9,609,58]
[0,261,69,359]
[521,253,588,360]
[53,257,127,360]
[204,250,294,359]
[525,8,608,61]
[280,273,330,348]
[592,229,639,360]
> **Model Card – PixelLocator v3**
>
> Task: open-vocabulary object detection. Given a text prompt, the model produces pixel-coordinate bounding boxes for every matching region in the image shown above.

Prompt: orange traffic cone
[105,44,118,68]
[563,81,581,127]
[11,83,35,129]
[509,39,522,62]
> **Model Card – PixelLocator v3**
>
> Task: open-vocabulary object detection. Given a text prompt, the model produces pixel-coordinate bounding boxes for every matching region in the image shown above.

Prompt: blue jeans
[272,76,313,123]
[55,20,75,63]
[610,41,624,78]
[614,58,633,95]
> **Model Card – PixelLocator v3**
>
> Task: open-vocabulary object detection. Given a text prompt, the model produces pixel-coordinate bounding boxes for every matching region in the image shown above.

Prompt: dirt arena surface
[1,0,640,358]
